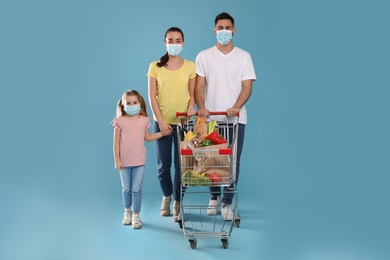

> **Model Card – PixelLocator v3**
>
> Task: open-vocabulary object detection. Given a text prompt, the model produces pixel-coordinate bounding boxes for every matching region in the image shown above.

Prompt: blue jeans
[153,121,182,202]
[119,165,145,212]
[210,123,245,204]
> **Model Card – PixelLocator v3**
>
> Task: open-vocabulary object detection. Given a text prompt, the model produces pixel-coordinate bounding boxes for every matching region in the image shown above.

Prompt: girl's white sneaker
[122,209,132,225]
[132,214,142,229]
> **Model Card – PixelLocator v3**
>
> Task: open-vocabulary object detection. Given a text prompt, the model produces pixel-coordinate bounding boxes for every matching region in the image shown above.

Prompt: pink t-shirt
[112,115,151,167]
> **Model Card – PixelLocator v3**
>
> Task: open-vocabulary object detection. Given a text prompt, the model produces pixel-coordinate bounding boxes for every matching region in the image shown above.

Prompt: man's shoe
[221,204,234,221]
[207,197,220,215]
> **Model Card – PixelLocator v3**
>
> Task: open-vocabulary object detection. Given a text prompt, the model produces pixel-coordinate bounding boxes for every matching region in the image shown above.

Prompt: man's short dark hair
[215,12,234,26]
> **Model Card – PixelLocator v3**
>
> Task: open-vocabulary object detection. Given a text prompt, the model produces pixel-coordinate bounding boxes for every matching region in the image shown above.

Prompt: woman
[147,27,196,221]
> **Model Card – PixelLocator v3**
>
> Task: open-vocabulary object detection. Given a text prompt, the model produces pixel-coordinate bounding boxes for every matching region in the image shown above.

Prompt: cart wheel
[178,220,183,229]
[221,238,228,249]
[235,218,240,228]
[189,238,197,249]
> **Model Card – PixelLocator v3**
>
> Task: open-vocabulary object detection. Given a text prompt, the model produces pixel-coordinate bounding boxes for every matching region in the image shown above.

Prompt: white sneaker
[160,196,171,216]
[122,209,132,225]
[207,197,220,215]
[172,200,180,222]
[132,214,142,229]
[221,204,234,221]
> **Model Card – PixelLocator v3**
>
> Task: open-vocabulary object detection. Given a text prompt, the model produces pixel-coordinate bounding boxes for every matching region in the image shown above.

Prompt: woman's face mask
[166,44,183,56]
[216,30,233,45]
[124,104,140,116]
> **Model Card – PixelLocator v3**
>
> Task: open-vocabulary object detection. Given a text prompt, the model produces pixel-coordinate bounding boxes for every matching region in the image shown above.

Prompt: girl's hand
[187,107,196,117]
[115,161,124,170]
[158,121,172,136]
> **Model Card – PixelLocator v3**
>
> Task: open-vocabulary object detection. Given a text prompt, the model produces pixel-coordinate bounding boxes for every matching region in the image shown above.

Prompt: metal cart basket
[176,112,240,249]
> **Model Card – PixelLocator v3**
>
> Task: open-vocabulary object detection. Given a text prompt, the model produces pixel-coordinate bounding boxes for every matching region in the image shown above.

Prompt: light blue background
[0,0,389,259]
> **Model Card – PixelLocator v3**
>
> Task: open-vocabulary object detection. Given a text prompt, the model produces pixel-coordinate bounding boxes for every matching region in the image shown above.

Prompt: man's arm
[195,75,209,116]
[227,79,253,117]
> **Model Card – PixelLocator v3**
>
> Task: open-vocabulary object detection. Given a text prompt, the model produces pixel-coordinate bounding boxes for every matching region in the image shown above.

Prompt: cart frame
[176,112,240,249]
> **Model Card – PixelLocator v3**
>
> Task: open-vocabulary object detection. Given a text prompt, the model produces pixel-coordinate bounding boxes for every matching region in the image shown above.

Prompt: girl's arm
[187,77,196,116]
[148,76,173,135]
[144,128,164,142]
[113,128,123,170]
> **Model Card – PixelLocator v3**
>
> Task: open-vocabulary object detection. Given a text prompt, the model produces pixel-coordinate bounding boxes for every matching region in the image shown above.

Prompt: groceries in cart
[184,117,227,149]
[179,115,234,187]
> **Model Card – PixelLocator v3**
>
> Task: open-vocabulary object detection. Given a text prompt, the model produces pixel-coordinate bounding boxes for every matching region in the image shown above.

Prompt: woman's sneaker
[160,196,171,216]
[172,200,180,222]
[132,214,142,229]
[122,209,132,225]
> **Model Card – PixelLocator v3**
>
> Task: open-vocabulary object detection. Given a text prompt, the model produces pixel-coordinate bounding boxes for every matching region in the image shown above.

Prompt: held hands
[158,121,173,136]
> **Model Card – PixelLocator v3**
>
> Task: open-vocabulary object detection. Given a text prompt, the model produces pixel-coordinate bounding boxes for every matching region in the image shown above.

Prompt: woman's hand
[158,121,172,136]
[187,107,196,117]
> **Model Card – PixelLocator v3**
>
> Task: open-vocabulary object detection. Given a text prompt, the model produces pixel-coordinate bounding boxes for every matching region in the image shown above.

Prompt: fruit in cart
[205,131,227,145]
[182,170,193,179]
[207,172,222,183]
[184,131,197,141]
[182,170,212,186]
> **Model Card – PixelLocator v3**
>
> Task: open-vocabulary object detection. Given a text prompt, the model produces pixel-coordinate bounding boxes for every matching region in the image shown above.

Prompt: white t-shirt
[195,46,257,124]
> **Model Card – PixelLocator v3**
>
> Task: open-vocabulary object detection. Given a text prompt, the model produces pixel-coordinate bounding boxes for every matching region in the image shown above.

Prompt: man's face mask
[216,30,233,45]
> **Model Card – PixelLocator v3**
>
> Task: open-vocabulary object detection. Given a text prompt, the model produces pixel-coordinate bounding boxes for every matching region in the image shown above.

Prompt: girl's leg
[131,165,145,213]
[119,167,132,209]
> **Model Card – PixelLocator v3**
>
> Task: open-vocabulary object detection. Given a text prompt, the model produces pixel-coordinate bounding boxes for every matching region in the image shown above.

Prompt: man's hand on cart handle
[197,108,210,118]
[227,107,240,117]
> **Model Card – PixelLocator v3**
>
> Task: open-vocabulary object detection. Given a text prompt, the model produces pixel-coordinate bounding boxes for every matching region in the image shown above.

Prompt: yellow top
[147,59,196,124]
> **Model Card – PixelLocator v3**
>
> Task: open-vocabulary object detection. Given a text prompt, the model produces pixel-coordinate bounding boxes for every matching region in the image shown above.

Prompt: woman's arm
[113,128,123,170]
[187,77,196,116]
[148,76,173,135]
[195,75,209,116]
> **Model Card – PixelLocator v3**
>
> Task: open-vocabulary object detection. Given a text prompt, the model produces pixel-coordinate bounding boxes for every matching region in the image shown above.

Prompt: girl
[147,27,196,221]
[113,89,164,229]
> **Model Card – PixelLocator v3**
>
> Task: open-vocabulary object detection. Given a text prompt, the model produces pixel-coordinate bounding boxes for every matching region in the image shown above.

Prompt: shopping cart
[176,112,240,249]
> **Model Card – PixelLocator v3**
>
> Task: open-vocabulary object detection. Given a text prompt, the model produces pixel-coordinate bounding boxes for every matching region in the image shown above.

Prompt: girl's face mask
[124,104,140,116]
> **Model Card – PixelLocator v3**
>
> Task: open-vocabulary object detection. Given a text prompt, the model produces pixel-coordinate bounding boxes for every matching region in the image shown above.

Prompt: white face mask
[124,104,140,116]
[216,30,233,45]
[166,44,183,56]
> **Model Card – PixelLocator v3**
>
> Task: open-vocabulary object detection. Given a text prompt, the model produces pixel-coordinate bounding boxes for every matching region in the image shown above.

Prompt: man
[195,12,257,221]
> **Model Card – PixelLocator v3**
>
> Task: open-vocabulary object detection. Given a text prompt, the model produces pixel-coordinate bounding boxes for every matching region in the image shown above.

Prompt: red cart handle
[175,111,239,117]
